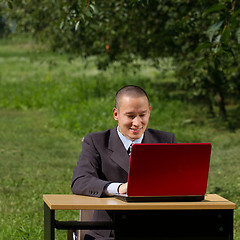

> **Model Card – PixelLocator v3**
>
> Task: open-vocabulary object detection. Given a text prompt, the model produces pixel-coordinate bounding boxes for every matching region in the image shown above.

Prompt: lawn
[0,38,239,239]
[0,109,81,239]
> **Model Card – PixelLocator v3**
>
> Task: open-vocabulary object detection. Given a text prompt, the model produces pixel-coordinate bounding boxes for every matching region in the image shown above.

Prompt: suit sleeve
[71,134,110,197]
[172,133,177,143]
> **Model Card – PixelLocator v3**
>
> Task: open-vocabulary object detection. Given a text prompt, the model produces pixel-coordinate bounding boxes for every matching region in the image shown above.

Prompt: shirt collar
[117,126,144,151]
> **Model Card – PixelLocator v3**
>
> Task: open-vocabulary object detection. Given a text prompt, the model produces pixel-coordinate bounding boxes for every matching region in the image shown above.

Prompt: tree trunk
[217,91,227,119]
[207,96,215,117]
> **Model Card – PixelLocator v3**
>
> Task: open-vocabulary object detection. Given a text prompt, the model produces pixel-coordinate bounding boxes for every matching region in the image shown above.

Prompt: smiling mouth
[130,128,142,133]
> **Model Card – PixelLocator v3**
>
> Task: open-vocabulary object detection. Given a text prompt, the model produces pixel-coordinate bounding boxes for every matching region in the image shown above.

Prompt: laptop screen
[127,143,212,197]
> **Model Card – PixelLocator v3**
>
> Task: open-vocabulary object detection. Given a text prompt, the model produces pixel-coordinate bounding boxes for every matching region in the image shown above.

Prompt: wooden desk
[43,194,236,240]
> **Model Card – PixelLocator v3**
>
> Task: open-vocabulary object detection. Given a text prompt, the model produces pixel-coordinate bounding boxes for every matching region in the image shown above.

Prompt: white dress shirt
[104,126,144,196]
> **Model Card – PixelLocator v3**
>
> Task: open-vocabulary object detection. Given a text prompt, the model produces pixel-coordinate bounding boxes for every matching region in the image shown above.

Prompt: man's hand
[118,182,128,194]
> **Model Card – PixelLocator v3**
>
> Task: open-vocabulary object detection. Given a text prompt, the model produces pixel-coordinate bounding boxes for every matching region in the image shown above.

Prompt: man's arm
[71,134,110,197]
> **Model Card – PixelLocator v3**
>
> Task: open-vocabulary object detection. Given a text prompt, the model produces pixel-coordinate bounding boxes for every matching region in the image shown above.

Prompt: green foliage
[3,0,240,119]
[3,0,95,52]
[179,0,240,118]
[0,3,11,37]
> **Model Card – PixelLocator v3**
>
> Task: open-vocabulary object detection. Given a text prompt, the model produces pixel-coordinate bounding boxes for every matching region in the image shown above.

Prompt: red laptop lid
[127,143,212,197]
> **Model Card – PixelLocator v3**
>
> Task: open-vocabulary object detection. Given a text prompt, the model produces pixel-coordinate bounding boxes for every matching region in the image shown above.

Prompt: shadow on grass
[224,107,240,131]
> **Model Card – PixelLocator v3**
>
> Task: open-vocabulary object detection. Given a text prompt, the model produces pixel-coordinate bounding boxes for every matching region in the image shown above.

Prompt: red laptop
[115,143,212,202]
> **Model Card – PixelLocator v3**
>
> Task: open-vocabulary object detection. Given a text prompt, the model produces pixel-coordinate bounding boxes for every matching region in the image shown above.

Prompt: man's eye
[128,115,135,119]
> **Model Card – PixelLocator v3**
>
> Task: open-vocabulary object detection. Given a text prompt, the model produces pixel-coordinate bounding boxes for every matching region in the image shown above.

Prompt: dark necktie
[127,143,133,156]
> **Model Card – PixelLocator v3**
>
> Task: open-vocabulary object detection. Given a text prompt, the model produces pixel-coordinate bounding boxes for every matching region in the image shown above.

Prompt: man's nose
[133,116,141,126]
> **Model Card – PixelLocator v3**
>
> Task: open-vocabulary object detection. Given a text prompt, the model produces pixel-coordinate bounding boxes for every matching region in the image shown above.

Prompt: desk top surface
[43,194,236,210]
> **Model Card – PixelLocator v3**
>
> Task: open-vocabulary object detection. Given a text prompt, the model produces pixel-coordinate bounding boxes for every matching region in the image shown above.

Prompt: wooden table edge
[43,194,236,210]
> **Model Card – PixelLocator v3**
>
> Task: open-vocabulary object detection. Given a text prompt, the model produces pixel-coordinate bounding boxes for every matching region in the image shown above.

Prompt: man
[71,85,176,240]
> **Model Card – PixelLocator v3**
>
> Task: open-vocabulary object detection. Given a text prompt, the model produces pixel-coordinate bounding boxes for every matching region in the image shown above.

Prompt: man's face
[113,95,151,141]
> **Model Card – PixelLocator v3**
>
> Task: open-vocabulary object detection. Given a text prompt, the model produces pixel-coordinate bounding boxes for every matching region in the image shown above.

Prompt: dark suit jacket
[71,126,176,239]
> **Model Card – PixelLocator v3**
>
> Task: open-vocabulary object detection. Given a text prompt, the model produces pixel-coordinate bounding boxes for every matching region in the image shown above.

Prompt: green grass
[0,110,80,239]
[0,38,239,239]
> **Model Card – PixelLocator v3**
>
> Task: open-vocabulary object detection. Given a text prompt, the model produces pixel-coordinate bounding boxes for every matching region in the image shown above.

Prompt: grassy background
[0,37,239,239]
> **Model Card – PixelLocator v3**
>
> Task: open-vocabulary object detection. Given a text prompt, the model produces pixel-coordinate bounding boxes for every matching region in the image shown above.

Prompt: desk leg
[44,202,55,240]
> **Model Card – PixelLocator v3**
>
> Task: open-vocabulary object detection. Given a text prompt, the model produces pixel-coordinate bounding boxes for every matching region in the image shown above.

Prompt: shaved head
[115,85,149,109]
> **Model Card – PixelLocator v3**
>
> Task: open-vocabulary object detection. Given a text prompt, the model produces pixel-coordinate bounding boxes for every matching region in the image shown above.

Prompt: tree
[4,0,240,118]
[0,3,11,37]
[171,1,240,119]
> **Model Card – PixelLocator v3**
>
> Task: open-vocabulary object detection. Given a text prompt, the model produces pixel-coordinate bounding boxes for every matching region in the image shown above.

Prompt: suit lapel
[108,127,130,173]
[142,128,154,143]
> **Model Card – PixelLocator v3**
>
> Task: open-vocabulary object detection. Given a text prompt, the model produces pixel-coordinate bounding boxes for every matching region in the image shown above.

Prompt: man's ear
[113,107,119,121]
[149,106,151,114]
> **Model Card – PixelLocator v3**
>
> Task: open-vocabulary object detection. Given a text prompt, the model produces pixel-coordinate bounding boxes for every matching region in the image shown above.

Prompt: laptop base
[114,195,204,202]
